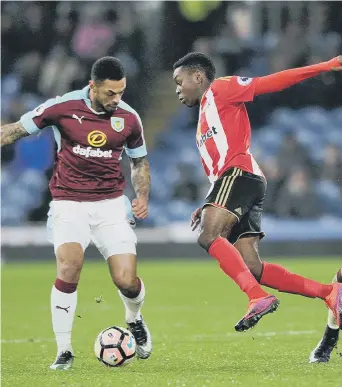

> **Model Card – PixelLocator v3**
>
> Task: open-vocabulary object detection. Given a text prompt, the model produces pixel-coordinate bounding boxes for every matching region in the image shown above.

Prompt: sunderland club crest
[111,117,125,132]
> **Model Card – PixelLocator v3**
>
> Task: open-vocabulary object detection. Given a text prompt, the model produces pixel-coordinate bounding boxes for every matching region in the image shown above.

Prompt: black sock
[323,325,339,341]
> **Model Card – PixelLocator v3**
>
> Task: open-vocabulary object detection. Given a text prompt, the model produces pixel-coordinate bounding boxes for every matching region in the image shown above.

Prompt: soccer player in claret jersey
[0,57,152,369]
[172,52,342,332]
[309,267,342,363]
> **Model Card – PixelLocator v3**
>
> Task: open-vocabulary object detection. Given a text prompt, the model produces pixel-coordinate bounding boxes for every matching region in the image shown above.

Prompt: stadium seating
[146,106,342,228]
[1,104,341,233]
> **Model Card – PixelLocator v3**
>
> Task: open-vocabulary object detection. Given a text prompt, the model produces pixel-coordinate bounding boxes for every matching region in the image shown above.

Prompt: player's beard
[92,98,105,113]
[104,105,117,114]
[103,101,119,113]
[95,99,117,114]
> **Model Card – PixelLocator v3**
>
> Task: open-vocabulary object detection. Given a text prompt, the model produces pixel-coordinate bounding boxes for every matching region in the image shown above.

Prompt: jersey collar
[81,86,107,115]
[200,82,212,107]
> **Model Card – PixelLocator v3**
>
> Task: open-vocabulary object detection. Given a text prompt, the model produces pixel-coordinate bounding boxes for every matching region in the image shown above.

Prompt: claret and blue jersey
[20,86,147,201]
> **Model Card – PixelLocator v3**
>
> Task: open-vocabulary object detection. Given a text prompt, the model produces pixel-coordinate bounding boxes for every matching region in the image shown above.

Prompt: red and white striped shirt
[196,58,339,183]
[197,76,264,183]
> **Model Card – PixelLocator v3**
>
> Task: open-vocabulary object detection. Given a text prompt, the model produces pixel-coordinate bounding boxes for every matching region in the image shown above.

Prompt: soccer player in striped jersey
[310,268,342,363]
[172,52,342,332]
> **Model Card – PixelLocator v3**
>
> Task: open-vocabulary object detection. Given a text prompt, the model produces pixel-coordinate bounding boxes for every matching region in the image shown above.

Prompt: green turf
[1,258,341,387]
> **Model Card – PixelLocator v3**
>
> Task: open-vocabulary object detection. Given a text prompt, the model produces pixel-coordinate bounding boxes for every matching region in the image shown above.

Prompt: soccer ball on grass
[94,326,136,367]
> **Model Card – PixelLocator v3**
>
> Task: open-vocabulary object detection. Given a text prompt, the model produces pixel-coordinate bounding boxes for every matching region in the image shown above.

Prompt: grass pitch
[1,258,341,387]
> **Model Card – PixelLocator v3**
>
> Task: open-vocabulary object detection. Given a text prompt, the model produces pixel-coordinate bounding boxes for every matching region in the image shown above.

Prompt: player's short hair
[173,52,216,82]
[91,56,125,83]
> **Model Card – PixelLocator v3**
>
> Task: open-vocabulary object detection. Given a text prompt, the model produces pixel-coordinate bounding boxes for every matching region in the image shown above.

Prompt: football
[94,326,136,367]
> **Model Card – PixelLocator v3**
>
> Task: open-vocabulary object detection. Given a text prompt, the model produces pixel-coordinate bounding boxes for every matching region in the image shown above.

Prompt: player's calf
[50,278,78,370]
[50,243,84,369]
[198,207,278,331]
[107,254,152,358]
[117,278,152,359]
[260,262,335,299]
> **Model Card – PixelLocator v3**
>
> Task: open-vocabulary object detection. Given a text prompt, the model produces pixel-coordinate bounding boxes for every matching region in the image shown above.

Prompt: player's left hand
[331,55,342,71]
[132,197,148,219]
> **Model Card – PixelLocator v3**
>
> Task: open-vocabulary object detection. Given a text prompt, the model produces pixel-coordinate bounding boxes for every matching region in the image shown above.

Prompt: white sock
[327,274,339,330]
[118,279,145,323]
[51,285,77,354]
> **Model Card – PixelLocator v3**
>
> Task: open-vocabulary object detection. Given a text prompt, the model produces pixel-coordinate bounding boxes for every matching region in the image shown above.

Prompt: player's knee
[56,243,84,282]
[112,269,136,292]
[197,231,218,251]
[58,261,83,283]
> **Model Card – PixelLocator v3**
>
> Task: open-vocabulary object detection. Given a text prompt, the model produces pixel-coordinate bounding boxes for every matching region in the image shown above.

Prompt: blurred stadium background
[1,1,342,259]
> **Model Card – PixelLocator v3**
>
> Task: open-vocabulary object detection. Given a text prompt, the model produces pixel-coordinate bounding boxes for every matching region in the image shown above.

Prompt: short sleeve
[212,76,257,103]
[124,112,147,158]
[20,97,61,134]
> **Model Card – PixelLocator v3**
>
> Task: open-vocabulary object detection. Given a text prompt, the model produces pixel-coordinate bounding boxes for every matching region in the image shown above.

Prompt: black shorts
[204,167,267,244]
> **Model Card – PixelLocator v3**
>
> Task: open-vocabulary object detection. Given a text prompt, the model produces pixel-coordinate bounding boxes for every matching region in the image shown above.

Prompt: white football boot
[50,350,74,370]
[127,316,152,359]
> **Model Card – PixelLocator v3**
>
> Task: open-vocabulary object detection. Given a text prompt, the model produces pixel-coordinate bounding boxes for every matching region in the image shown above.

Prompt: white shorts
[46,196,137,259]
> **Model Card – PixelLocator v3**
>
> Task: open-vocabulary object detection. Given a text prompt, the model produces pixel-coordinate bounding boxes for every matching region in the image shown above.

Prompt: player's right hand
[191,207,202,231]
[132,197,148,219]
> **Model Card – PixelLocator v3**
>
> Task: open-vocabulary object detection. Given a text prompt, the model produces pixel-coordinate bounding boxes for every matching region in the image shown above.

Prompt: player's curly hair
[173,52,216,82]
[91,56,125,83]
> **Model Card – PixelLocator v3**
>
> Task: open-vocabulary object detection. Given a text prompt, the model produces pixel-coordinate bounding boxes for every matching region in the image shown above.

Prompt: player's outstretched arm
[130,156,150,219]
[0,121,29,147]
[254,55,342,96]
